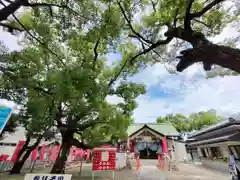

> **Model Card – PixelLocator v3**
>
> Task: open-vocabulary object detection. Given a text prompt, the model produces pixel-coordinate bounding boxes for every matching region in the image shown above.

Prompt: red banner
[0,154,9,161]
[161,137,168,154]
[10,140,25,162]
[50,145,60,161]
[39,144,45,160]
[31,147,38,161]
[129,140,135,153]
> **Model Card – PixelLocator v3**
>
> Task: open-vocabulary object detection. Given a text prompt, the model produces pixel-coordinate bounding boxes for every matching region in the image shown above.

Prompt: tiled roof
[127,123,179,137]
[188,113,240,138]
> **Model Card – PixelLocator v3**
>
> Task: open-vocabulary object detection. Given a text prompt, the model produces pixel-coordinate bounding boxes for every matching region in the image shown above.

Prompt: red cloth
[161,137,168,154]
[129,140,135,153]
[10,140,25,162]
[0,154,9,161]
[31,147,38,161]
[86,150,91,160]
[50,145,60,161]
[39,144,45,160]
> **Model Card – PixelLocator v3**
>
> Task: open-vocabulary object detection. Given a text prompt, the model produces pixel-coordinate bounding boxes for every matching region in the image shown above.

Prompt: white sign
[24,174,72,180]
[143,136,152,142]
[101,151,109,161]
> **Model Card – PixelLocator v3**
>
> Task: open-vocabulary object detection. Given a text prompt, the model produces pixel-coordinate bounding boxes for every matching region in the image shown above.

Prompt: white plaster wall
[116,152,127,169]
[0,126,60,159]
[174,141,189,162]
[0,127,25,157]
[0,127,26,144]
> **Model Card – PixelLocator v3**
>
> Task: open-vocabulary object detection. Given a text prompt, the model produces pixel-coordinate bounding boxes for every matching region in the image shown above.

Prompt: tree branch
[92,38,100,70]
[0,0,28,21]
[33,87,53,96]
[164,27,208,47]
[184,0,195,30]
[108,37,172,87]
[192,19,211,28]
[176,44,240,73]
[117,0,153,44]
[191,0,225,18]
[0,22,24,32]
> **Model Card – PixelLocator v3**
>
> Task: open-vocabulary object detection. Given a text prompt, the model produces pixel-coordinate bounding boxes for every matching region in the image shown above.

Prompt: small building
[125,123,188,162]
[186,115,240,173]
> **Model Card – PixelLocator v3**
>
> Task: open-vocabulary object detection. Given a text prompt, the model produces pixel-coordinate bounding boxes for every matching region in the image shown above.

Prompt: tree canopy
[0,3,147,173]
[0,0,239,75]
[156,110,223,132]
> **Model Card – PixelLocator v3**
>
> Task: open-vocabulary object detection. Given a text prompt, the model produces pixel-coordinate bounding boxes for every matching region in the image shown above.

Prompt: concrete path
[138,160,167,180]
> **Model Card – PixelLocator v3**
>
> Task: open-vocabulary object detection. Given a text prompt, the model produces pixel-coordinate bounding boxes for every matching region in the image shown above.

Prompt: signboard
[92,145,116,180]
[24,174,72,180]
[92,145,116,171]
[0,106,12,134]
[143,136,152,142]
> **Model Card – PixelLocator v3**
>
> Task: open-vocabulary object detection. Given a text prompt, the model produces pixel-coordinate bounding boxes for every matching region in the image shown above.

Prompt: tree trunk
[9,149,32,174]
[50,131,73,174]
[9,136,42,174]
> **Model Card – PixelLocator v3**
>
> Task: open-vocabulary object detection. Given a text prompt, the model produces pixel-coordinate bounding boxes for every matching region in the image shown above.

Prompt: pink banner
[161,137,168,154]
[10,140,25,162]
[86,150,90,160]
[50,145,60,161]
[39,144,45,160]
[31,147,38,161]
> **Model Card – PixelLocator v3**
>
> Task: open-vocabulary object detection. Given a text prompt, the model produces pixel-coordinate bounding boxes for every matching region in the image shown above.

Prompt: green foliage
[156,110,223,132]
[0,1,146,148]
[81,103,132,147]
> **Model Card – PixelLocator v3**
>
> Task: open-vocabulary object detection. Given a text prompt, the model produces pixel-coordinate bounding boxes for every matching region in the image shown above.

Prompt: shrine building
[124,123,188,161]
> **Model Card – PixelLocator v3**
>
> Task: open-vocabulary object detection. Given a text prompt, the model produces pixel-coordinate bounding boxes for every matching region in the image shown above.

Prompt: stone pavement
[166,163,231,180]
[1,161,231,180]
[137,160,231,180]
[138,165,167,180]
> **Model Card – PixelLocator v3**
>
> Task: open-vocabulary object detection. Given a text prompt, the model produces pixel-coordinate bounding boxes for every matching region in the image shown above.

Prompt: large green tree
[0,2,146,174]
[156,110,223,132]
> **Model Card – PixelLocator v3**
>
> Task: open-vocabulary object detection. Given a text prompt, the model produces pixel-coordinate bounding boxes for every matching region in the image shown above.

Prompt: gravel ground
[0,161,231,180]
[165,163,231,180]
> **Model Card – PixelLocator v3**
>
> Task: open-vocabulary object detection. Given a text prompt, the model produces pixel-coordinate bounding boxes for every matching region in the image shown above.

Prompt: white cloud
[0,32,21,51]
[105,95,124,105]
[0,99,17,109]
[131,64,240,123]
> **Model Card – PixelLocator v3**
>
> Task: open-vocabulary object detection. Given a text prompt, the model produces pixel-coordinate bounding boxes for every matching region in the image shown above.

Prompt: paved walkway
[138,160,167,180]
[138,160,231,180]
[138,165,166,180]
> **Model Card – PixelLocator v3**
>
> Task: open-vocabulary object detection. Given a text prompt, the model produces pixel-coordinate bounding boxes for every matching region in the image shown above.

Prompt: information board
[0,106,12,134]
[24,174,72,180]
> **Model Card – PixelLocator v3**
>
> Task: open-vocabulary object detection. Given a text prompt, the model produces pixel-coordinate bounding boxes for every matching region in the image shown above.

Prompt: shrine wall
[116,152,127,169]
[172,141,189,162]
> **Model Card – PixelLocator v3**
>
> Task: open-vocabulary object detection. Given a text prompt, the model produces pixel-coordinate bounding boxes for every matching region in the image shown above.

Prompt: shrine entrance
[137,142,159,159]
[132,127,162,159]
